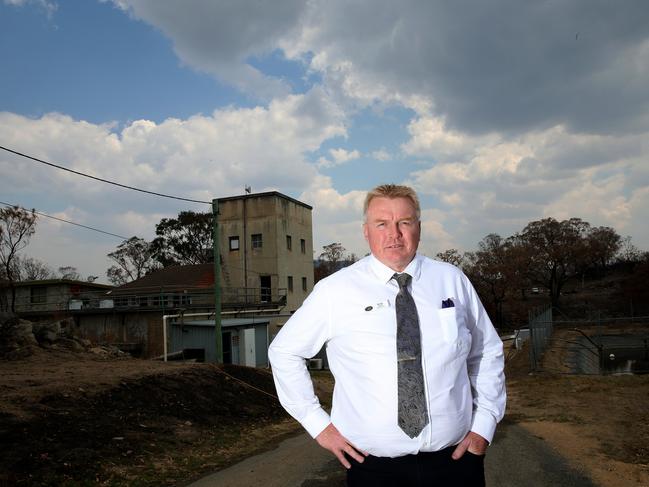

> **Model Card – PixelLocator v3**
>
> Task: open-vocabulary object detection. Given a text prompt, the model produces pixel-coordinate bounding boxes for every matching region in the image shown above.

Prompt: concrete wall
[77,311,160,357]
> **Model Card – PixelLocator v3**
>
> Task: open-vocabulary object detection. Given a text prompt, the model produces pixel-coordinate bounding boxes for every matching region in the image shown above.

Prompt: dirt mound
[0,352,286,486]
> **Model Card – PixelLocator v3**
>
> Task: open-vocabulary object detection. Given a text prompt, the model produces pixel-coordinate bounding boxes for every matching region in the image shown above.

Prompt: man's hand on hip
[315,423,368,469]
[451,431,489,460]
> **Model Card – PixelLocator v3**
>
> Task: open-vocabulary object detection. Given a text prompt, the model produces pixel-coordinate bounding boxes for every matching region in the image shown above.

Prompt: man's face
[363,196,421,272]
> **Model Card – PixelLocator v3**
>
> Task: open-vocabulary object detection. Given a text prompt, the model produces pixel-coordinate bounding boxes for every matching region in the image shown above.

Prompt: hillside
[0,349,308,486]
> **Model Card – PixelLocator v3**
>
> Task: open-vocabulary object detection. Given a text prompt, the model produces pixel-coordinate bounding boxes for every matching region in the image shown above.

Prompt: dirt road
[187,421,596,487]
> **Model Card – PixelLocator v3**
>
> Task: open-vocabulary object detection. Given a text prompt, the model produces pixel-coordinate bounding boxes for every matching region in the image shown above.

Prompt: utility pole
[212,198,223,363]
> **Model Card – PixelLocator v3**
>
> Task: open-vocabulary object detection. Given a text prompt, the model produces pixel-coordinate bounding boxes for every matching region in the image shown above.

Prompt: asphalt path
[187,421,597,487]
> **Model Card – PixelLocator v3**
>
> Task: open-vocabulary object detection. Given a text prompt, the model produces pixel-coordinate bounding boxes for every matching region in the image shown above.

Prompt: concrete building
[2,279,113,319]
[218,191,314,317]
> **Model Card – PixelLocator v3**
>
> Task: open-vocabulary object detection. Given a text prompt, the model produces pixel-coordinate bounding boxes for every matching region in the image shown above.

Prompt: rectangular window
[229,236,240,251]
[251,233,263,249]
[30,287,47,304]
[152,295,170,307]
[302,277,307,292]
[300,238,306,254]
[286,234,292,251]
[287,276,293,292]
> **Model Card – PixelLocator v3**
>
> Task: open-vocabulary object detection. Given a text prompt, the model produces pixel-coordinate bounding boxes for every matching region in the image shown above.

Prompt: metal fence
[526,311,649,374]
[528,305,553,372]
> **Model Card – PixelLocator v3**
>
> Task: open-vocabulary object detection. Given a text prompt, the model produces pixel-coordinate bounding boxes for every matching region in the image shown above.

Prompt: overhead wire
[0,145,212,205]
[0,200,129,240]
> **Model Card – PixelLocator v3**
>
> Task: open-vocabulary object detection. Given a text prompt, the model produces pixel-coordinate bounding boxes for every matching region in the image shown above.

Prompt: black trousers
[346,446,485,487]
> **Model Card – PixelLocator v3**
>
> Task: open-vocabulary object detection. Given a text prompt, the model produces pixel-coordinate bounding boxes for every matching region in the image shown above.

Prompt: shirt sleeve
[461,274,507,444]
[268,280,333,438]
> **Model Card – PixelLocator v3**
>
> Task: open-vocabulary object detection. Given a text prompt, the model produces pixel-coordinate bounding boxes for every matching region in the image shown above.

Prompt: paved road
[187,421,597,487]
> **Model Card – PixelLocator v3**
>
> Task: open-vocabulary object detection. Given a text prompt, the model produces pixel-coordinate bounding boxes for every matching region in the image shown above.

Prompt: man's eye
[376,222,385,227]
[400,221,411,226]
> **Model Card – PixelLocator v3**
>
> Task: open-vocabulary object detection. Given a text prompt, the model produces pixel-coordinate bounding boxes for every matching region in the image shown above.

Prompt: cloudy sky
[2,0,649,282]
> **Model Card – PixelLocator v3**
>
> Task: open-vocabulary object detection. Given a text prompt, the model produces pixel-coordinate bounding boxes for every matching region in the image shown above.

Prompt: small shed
[170,318,270,366]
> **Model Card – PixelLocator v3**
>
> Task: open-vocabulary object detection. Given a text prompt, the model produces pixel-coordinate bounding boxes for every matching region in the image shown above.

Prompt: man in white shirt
[269,184,506,486]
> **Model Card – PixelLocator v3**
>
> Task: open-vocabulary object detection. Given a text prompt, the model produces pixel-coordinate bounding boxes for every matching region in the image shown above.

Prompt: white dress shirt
[268,253,506,458]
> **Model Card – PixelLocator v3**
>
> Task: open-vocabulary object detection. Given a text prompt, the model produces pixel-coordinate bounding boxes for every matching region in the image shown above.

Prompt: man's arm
[268,281,333,438]
[462,275,507,445]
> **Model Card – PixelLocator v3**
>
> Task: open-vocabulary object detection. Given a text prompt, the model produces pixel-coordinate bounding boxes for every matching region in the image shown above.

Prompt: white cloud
[405,119,649,250]
[3,0,56,17]
[0,87,348,280]
[299,174,367,257]
[317,147,361,168]
[371,149,391,161]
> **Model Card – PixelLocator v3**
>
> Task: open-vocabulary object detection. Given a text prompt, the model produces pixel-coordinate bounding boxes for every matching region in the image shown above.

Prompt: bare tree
[586,226,621,272]
[107,236,159,285]
[435,248,466,268]
[315,243,358,282]
[616,235,643,264]
[516,217,591,307]
[463,235,513,327]
[0,206,37,311]
[16,256,54,281]
[58,266,81,280]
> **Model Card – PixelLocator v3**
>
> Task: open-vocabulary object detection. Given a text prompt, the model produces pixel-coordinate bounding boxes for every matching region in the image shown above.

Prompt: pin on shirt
[365,299,390,312]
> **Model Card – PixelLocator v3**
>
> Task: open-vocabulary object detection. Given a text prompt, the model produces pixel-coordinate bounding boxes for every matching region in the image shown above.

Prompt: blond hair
[363,184,421,220]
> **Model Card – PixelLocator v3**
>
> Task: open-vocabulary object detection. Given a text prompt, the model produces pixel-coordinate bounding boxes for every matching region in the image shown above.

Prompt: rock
[0,316,38,358]
[58,338,84,352]
[0,311,18,325]
[3,346,34,360]
[32,321,61,342]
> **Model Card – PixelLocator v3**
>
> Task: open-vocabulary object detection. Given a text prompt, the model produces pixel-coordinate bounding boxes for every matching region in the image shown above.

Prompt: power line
[0,201,129,240]
[0,145,211,205]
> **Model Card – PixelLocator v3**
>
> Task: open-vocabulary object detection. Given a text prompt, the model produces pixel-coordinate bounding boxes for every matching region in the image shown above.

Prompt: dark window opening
[260,275,271,302]
[30,287,47,304]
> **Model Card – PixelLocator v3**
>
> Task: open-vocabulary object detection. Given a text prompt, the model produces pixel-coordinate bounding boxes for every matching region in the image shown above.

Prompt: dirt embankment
[505,332,649,487]
[0,349,301,486]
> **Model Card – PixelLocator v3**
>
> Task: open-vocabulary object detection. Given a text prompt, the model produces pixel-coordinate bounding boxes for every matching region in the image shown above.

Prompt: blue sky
[2,0,649,282]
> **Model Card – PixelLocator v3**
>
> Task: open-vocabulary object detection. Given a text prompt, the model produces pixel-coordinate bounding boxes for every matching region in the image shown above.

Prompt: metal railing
[10,286,288,314]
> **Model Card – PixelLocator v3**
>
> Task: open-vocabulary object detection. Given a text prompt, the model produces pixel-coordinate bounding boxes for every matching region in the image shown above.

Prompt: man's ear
[362,223,369,242]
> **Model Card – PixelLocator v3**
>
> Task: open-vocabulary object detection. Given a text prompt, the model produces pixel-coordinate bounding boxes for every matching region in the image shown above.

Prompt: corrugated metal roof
[113,264,214,293]
[171,318,270,328]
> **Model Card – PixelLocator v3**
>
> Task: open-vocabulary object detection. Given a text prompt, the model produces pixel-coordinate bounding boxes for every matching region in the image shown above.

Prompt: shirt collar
[368,253,423,284]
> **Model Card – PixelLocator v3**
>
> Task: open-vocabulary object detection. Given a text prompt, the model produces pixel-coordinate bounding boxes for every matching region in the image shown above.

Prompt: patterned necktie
[393,272,429,438]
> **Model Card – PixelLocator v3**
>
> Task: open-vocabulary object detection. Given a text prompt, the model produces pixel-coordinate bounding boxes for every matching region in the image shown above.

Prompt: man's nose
[388,222,402,237]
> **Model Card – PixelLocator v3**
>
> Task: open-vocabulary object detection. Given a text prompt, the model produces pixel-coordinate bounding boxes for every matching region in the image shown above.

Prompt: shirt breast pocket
[437,306,472,351]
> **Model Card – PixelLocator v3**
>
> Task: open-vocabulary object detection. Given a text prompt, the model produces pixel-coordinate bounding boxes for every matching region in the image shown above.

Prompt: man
[269,184,506,486]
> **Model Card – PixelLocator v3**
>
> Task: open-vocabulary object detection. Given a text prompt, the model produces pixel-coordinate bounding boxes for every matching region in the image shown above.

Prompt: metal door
[244,327,256,366]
